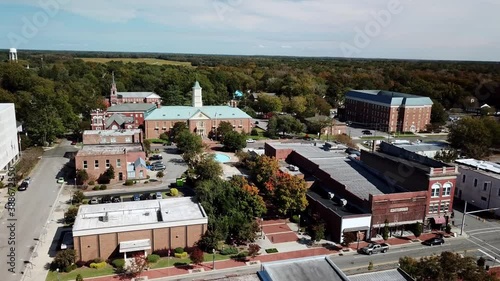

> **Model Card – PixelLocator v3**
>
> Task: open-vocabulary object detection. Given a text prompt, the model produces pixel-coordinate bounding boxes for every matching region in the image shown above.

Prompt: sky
[0,0,499,61]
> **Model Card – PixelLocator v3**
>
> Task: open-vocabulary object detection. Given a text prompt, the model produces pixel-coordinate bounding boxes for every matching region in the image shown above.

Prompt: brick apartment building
[72,197,208,261]
[145,81,252,139]
[75,129,147,183]
[345,90,433,133]
[361,142,459,228]
[265,142,428,242]
[90,104,157,130]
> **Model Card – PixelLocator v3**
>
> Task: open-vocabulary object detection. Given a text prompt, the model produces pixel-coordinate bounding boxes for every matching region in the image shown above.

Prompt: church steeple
[110,72,118,105]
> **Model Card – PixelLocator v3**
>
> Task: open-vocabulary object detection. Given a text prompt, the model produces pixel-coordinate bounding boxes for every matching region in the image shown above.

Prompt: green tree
[192,154,223,181]
[430,100,448,125]
[76,274,84,281]
[249,155,280,188]
[289,96,307,115]
[311,223,325,242]
[72,190,85,204]
[175,130,204,165]
[64,206,79,225]
[52,249,76,270]
[159,133,169,141]
[383,220,389,240]
[413,222,423,238]
[143,139,151,152]
[217,121,233,139]
[156,171,164,179]
[269,115,305,137]
[170,122,189,140]
[222,131,247,151]
[434,149,459,163]
[75,169,89,185]
[448,117,492,158]
[257,95,282,113]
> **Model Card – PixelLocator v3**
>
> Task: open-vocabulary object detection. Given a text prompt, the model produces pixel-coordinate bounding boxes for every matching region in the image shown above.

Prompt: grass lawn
[150,253,230,269]
[45,265,116,281]
[79,57,193,67]
[359,136,386,140]
[248,127,269,140]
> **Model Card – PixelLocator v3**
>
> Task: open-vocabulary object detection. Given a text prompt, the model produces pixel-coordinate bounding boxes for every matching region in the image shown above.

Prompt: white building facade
[455,159,500,216]
[0,104,20,172]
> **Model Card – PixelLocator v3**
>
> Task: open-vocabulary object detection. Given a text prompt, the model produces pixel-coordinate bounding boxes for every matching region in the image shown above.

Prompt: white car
[246,138,255,143]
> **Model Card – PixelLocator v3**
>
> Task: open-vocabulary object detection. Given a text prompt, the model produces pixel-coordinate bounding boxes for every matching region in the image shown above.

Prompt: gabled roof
[105,113,133,128]
[134,157,147,169]
[107,103,157,112]
[145,105,252,121]
[117,92,160,99]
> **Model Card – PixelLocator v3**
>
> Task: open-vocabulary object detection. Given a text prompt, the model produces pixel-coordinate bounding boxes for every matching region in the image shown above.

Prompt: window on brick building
[116,159,121,168]
[429,204,439,213]
[462,174,466,183]
[431,183,441,197]
[94,160,99,168]
[443,183,452,196]
[83,161,87,169]
[106,159,110,168]
[484,182,488,191]
[474,179,478,187]
[440,201,450,213]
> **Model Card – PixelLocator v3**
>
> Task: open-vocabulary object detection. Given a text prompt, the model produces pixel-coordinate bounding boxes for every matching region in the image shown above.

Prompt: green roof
[145,106,252,121]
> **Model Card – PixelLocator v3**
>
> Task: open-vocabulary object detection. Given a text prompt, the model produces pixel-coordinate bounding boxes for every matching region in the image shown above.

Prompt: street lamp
[460,200,474,236]
[297,214,301,234]
[260,217,264,238]
[56,268,60,281]
[212,249,216,270]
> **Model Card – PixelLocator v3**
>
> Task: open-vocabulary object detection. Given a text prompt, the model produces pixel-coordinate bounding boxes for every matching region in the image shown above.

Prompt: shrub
[92,186,100,191]
[248,244,261,258]
[153,248,170,257]
[291,215,300,223]
[75,260,86,268]
[64,207,79,225]
[170,188,179,197]
[93,258,103,263]
[124,180,134,186]
[64,264,77,272]
[368,261,374,270]
[88,180,95,185]
[52,249,76,271]
[147,254,160,263]
[445,224,452,234]
[174,252,188,259]
[265,248,278,254]
[231,252,248,261]
[99,185,107,190]
[76,273,84,281]
[189,247,205,265]
[90,261,107,269]
[174,247,185,254]
[156,171,164,178]
[251,128,259,136]
[82,199,88,204]
[144,181,149,184]
[112,259,125,269]
[220,247,238,255]
[72,190,85,204]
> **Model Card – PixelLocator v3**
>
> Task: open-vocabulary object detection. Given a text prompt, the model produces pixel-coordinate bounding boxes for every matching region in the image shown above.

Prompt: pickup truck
[360,243,389,255]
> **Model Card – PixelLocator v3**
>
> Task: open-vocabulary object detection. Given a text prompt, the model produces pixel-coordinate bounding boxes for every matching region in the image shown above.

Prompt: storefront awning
[119,239,151,253]
[343,226,370,233]
[432,217,446,224]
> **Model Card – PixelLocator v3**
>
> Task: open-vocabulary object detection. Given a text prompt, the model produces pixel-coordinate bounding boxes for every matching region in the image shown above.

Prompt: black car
[101,195,112,204]
[149,154,163,161]
[422,237,445,246]
[362,130,372,135]
[140,193,152,200]
[18,182,28,191]
[111,196,121,203]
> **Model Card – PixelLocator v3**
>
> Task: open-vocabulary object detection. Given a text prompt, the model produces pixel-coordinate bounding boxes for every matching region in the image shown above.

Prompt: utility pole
[460,200,468,236]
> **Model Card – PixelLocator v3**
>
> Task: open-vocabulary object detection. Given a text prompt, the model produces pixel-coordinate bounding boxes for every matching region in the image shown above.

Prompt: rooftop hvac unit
[340,199,347,207]
[328,192,334,200]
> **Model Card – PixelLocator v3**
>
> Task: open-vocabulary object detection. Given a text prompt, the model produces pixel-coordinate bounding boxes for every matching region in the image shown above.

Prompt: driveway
[0,141,78,281]
[150,144,187,185]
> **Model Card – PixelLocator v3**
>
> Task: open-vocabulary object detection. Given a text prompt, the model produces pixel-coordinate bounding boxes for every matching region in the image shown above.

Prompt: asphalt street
[0,141,77,281]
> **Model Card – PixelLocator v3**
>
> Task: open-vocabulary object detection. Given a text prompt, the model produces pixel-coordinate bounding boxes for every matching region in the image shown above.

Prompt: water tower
[9,48,18,63]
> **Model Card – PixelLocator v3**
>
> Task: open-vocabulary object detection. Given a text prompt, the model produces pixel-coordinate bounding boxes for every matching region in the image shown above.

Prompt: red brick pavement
[262,224,292,234]
[261,219,288,226]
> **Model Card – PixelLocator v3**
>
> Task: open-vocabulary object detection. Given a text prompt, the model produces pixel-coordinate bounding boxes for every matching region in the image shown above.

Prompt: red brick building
[345,90,433,133]
[72,197,208,261]
[90,104,157,130]
[145,81,253,139]
[108,72,162,106]
[75,129,147,183]
[265,142,429,242]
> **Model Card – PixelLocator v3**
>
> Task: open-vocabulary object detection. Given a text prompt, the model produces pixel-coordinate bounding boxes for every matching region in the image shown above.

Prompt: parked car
[57,177,65,184]
[18,182,28,191]
[362,130,372,135]
[132,194,140,201]
[89,197,99,204]
[155,192,163,199]
[149,154,163,161]
[288,165,299,172]
[422,237,445,246]
[246,138,256,143]
[101,195,112,204]
[151,163,166,171]
[111,196,121,203]
[360,243,389,255]
[23,177,31,185]
[345,148,361,156]
[140,193,152,200]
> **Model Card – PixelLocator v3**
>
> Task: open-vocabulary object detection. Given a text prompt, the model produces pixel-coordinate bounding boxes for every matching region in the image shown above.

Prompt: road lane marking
[469,236,500,253]
[467,227,500,233]
[469,229,500,236]
[478,249,500,264]
[467,238,500,258]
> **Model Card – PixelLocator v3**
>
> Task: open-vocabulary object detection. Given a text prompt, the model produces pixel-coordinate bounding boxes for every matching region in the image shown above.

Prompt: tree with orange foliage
[249,155,280,189]
[265,171,308,216]
[230,175,267,218]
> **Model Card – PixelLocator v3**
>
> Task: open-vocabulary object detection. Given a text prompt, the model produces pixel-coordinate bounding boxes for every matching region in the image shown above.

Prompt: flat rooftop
[83,129,142,136]
[268,142,348,159]
[77,144,143,156]
[456,158,500,177]
[394,141,449,153]
[73,197,207,236]
[348,268,414,281]
[259,256,349,281]
[307,188,369,217]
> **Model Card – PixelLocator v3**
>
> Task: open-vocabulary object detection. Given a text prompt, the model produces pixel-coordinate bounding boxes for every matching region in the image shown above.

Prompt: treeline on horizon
[0,49,499,146]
